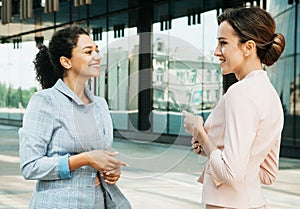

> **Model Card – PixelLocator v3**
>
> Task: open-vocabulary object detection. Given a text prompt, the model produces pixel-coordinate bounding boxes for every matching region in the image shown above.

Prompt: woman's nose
[214,45,221,57]
[93,51,102,59]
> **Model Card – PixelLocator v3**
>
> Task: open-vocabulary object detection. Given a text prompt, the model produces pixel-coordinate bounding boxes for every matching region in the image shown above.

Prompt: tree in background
[0,82,36,108]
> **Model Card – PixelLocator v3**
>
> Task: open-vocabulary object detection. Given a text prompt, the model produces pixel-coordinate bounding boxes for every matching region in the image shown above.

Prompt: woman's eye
[220,41,226,46]
[85,50,92,54]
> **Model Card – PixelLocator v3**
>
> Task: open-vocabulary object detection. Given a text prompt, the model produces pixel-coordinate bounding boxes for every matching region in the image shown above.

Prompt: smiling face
[67,34,101,81]
[214,21,246,79]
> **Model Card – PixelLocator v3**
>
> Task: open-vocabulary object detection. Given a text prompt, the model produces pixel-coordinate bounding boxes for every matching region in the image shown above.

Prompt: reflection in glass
[0,41,38,121]
[152,40,222,114]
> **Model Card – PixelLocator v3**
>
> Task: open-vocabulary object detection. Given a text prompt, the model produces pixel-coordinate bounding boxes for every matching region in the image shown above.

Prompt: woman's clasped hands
[85,150,128,185]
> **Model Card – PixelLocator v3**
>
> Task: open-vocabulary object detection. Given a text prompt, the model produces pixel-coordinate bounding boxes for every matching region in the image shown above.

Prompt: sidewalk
[0,124,300,208]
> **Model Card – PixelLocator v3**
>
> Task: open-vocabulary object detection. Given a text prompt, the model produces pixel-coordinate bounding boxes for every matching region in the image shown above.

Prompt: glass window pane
[96,14,138,131]
[152,9,222,136]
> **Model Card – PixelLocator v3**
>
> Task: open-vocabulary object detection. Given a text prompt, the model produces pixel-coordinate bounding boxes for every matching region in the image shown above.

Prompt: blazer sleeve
[19,92,71,180]
[259,139,280,185]
[208,90,260,186]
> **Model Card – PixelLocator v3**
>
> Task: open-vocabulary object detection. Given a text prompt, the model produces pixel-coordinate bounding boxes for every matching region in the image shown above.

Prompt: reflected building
[152,38,222,114]
[267,0,300,157]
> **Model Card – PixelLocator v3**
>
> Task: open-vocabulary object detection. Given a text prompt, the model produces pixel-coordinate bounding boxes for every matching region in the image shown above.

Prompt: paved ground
[0,124,300,209]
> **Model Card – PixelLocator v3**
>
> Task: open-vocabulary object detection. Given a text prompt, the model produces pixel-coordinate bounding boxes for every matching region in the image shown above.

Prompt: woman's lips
[219,59,225,66]
[89,63,100,69]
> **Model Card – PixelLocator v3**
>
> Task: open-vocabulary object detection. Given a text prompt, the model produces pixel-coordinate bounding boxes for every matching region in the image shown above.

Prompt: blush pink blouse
[200,70,283,208]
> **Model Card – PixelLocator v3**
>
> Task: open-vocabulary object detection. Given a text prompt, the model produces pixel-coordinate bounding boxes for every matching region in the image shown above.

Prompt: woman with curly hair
[19,24,131,209]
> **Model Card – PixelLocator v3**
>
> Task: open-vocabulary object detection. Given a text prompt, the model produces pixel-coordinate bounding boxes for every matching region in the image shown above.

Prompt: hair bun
[262,33,286,66]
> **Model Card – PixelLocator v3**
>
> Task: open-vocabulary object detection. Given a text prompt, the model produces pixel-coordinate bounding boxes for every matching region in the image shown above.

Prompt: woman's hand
[191,138,202,154]
[94,168,121,186]
[182,110,208,145]
[85,150,127,174]
[183,111,216,156]
[94,174,101,186]
[102,168,121,185]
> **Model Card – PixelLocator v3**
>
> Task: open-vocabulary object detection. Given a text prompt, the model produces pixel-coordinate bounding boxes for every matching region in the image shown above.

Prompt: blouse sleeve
[259,139,280,185]
[19,92,71,180]
[208,90,260,186]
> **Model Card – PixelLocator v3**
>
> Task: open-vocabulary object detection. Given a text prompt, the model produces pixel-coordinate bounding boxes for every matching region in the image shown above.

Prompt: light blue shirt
[19,79,113,208]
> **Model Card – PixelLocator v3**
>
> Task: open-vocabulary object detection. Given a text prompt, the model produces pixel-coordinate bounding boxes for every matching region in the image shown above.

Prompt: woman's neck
[63,76,90,104]
[236,57,262,80]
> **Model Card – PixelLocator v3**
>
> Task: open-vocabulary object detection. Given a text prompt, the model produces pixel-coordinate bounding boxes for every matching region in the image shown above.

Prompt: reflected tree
[0,82,36,108]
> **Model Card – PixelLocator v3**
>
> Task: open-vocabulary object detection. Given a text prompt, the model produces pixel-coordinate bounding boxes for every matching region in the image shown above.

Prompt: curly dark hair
[34,24,89,89]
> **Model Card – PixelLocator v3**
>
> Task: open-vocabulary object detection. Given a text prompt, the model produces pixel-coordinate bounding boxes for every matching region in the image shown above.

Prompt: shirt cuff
[58,153,72,179]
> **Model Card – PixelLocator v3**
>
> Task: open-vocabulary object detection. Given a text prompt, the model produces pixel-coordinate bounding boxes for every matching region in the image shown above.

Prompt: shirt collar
[244,69,266,80]
[53,79,95,105]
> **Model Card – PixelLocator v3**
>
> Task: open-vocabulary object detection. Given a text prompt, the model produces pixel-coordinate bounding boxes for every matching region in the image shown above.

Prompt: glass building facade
[0,0,299,158]
[268,0,300,158]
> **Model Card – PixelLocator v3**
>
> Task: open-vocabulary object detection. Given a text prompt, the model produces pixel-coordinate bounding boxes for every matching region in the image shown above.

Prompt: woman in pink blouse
[183,6,286,209]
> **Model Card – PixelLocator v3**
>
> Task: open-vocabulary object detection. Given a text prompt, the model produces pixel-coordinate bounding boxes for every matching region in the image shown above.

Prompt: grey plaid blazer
[19,79,130,208]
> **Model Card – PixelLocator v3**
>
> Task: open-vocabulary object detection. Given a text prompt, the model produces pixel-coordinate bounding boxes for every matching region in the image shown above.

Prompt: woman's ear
[60,56,72,69]
[243,40,256,57]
